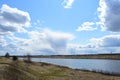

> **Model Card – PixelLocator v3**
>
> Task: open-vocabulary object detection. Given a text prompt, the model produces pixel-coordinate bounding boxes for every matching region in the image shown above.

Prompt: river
[23,58,120,75]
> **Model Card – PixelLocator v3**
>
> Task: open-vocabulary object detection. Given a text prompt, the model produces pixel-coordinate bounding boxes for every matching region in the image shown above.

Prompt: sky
[0,0,120,55]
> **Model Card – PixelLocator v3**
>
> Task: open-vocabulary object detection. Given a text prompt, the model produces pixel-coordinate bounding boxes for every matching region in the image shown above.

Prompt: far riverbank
[8,53,120,60]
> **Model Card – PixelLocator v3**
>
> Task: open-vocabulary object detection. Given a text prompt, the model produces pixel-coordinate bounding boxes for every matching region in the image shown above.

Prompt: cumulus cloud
[83,35,120,53]
[67,39,120,54]
[0,36,7,47]
[98,0,120,32]
[90,35,120,47]
[76,22,97,31]
[67,34,120,54]
[0,4,30,33]
[0,35,22,55]
[62,0,75,8]
[67,43,114,54]
[43,29,75,54]
[4,29,74,55]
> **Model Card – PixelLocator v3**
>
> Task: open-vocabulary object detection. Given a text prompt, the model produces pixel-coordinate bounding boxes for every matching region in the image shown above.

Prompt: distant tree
[5,52,10,58]
[27,53,31,63]
[12,56,18,61]
[23,53,31,63]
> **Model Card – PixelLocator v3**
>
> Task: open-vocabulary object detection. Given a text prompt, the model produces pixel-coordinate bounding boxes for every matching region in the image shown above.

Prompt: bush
[12,56,18,61]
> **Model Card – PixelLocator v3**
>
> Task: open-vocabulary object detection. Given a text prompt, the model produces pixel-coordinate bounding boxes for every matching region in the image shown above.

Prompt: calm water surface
[31,58,120,74]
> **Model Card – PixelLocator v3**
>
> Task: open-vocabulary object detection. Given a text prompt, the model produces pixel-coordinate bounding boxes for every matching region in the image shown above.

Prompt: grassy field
[0,57,120,80]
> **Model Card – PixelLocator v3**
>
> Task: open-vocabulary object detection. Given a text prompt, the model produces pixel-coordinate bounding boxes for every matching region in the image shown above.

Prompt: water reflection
[31,58,120,74]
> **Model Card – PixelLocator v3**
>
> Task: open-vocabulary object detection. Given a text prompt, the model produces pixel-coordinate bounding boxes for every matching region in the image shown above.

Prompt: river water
[26,58,120,74]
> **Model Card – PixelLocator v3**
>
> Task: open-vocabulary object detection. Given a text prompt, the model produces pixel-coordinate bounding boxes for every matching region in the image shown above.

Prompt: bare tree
[27,53,31,63]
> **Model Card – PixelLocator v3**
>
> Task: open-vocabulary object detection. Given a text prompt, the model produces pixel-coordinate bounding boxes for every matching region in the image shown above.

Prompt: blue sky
[0,0,120,55]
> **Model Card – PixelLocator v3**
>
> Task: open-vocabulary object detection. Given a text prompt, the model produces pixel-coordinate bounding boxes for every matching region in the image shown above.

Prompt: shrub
[12,56,18,61]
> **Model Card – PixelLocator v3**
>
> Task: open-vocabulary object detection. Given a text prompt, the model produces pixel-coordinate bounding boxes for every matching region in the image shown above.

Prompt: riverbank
[0,57,120,80]
[44,54,120,60]
[10,53,120,60]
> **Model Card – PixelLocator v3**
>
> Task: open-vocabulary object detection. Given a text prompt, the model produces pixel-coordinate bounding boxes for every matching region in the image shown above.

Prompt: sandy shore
[0,57,120,80]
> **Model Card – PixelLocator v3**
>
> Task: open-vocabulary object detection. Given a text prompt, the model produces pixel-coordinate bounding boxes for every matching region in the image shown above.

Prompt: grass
[0,57,120,80]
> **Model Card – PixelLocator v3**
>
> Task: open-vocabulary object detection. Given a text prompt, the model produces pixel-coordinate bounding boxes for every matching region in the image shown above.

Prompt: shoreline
[39,61,120,76]
[0,57,120,80]
[4,53,120,60]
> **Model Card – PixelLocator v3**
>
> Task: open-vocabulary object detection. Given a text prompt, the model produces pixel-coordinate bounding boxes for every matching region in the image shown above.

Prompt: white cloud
[67,34,120,54]
[1,28,120,55]
[0,4,31,33]
[76,22,97,31]
[2,29,74,55]
[67,37,120,54]
[0,36,7,47]
[90,35,120,47]
[67,43,114,54]
[98,0,120,32]
[43,29,75,54]
[62,0,75,8]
